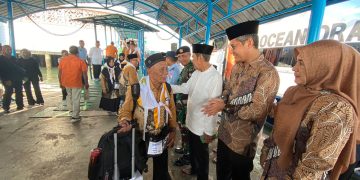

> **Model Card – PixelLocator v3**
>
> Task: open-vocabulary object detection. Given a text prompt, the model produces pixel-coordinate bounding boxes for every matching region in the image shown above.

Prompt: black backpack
[88,126,147,180]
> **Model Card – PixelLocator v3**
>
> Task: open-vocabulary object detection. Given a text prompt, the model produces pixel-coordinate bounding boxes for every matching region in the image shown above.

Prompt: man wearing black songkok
[118,53,177,180]
[203,20,280,179]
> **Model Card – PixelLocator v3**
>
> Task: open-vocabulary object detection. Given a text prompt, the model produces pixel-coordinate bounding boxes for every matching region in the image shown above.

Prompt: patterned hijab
[273,40,360,179]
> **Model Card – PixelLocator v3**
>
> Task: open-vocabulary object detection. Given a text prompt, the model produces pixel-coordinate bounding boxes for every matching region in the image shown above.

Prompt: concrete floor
[0,68,266,180]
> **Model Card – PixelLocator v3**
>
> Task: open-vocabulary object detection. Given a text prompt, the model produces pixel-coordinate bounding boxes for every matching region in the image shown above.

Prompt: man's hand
[60,84,64,89]
[202,98,225,116]
[117,121,132,133]
[202,133,215,144]
[166,130,176,148]
[40,77,43,82]
[85,83,89,89]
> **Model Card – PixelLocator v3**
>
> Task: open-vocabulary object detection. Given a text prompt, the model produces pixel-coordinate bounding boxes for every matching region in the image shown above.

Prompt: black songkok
[225,20,259,40]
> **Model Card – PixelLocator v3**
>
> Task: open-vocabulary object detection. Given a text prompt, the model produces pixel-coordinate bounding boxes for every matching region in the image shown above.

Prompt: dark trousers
[152,149,171,180]
[61,88,67,101]
[93,65,102,79]
[3,80,23,110]
[189,131,209,180]
[339,144,360,179]
[217,140,253,180]
[23,80,43,105]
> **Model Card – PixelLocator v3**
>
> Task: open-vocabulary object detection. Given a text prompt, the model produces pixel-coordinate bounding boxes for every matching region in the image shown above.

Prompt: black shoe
[175,147,184,154]
[174,155,190,166]
[3,109,10,113]
[17,106,24,110]
[37,101,44,105]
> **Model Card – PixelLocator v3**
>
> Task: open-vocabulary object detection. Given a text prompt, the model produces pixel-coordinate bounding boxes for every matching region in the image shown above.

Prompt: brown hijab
[273,40,360,179]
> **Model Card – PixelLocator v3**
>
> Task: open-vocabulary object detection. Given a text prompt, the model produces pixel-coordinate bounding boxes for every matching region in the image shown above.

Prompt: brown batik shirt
[218,54,280,158]
[261,93,354,180]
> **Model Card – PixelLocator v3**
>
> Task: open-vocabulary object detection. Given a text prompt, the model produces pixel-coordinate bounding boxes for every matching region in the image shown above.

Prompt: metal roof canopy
[0,0,347,43]
[72,14,159,32]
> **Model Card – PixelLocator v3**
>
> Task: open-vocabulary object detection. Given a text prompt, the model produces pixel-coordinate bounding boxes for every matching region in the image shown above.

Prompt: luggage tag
[147,138,164,156]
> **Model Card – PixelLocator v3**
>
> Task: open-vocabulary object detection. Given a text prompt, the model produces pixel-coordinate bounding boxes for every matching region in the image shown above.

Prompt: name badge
[147,135,168,156]
[147,140,163,156]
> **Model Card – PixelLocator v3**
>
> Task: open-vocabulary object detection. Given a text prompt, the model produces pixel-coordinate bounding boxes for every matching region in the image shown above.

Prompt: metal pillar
[138,29,146,76]
[178,27,182,47]
[205,0,213,45]
[104,25,108,45]
[307,0,326,44]
[110,27,113,42]
[93,23,98,41]
[7,0,16,56]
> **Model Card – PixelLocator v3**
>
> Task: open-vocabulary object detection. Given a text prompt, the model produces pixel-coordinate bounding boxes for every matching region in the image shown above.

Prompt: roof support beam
[133,0,180,25]
[156,0,165,24]
[93,22,98,41]
[168,0,206,25]
[0,15,8,22]
[307,0,326,44]
[132,0,135,16]
[204,0,212,44]
[180,0,219,26]
[104,25,107,45]
[185,0,266,39]
[59,0,77,7]
[10,6,179,40]
[213,4,236,25]
[158,23,179,27]
[258,2,311,23]
[227,0,233,14]
[92,0,106,9]
[7,0,16,56]
[178,26,183,47]
[173,0,206,2]
[205,1,317,43]
[134,10,157,15]
[137,29,146,76]
[108,0,131,8]
[213,0,265,25]
[12,0,45,10]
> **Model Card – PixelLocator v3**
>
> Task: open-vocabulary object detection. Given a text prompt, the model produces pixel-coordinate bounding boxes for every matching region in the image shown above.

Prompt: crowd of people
[115,20,360,180]
[1,19,360,180]
[56,39,142,122]
[0,45,44,113]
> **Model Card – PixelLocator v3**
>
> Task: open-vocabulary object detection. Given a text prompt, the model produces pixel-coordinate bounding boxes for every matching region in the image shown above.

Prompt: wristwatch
[220,95,228,104]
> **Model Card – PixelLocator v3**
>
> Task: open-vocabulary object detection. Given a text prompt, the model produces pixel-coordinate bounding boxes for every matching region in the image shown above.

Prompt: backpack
[88,126,147,180]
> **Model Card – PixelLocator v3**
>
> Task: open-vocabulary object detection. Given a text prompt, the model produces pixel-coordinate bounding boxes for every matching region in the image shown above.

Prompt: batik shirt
[261,93,354,180]
[218,54,280,158]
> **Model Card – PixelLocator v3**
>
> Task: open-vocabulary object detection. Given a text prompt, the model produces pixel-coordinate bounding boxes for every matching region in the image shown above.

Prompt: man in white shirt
[171,44,223,180]
[89,41,103,80]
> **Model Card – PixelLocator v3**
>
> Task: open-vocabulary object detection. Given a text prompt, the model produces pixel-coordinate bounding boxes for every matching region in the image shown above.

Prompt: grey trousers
[66,88,82,119]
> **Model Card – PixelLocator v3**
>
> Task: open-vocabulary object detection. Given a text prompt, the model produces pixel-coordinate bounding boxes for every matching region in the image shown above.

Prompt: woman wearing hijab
[260,40,360,179]
[99,57,122,112]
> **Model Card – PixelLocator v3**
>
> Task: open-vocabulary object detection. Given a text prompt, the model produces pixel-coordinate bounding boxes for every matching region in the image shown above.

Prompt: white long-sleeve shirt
[89,47,103,65]
[171,65,223,136]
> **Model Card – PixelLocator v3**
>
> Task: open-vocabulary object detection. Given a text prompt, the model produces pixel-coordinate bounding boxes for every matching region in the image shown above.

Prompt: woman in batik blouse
[261,40,360,180]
